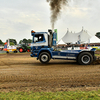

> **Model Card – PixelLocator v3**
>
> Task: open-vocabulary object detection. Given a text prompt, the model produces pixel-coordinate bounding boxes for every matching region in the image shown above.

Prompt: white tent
[62,29,92,44]
[62,31,77,43]
[84,36,100,43]
[57,39,66,45]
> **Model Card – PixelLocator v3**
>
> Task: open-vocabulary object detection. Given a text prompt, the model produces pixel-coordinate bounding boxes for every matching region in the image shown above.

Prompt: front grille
[34,50,39,54]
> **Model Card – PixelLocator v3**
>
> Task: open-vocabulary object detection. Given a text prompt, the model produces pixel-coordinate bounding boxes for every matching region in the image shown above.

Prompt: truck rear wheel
[39,52,51,63]
[77,52,93,65]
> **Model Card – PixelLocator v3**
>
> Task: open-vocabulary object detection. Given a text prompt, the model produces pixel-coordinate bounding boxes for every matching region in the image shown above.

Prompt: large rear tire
[77,52,93,65]
[39,52,51,63]
[27,49,30,52]
[19,48,23,53]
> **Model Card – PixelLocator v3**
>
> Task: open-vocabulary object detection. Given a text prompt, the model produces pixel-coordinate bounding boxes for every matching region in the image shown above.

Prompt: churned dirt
[0,52,100,92]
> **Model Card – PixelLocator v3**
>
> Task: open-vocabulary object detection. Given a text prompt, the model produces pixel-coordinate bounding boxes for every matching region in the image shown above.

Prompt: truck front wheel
[77,52,93,65]
[39,52,51,63]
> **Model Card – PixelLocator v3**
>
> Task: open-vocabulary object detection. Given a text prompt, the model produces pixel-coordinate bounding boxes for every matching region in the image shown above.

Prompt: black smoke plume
[47,0,68,30]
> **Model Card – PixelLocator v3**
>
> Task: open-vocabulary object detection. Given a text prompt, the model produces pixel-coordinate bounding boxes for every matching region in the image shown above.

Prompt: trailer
[3,39,17,53]
[30,30,96,65]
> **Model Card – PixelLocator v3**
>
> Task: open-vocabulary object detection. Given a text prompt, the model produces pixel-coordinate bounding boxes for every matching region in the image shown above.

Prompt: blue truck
[30,30,96,65]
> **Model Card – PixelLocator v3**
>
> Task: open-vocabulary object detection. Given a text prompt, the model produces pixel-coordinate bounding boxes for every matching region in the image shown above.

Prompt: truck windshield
[34,34,44,43]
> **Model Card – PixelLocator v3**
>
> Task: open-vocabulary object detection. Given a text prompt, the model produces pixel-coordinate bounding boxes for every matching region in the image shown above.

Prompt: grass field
[96,48,100,51]
[0,90,100,100]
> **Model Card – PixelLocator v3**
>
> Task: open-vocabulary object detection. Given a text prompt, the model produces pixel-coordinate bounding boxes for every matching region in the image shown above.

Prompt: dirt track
[0,53,100,92]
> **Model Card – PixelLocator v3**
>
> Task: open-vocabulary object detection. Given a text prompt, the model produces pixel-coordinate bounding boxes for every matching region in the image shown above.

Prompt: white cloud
[0,0,100,42]
[0,0,50,42]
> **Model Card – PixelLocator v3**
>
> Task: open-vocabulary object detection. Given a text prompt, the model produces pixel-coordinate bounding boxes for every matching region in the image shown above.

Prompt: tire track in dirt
[0,53,100,92]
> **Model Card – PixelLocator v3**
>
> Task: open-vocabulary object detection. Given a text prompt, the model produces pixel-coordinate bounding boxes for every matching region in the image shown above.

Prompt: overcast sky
[0,0,100,43]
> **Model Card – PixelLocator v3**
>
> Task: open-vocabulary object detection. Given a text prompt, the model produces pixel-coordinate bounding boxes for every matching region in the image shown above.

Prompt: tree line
[19,38,32,45]
[0,38,32,46]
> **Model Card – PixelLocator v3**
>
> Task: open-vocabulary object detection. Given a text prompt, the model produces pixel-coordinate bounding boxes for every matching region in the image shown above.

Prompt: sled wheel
[39,52,51,63]
[14,51,17,53]
[6,51,9,53]
[77,52,93,65]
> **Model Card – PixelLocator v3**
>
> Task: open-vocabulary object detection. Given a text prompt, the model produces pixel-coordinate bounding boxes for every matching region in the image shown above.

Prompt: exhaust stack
[48,29,57,47]
[48,29,53,47]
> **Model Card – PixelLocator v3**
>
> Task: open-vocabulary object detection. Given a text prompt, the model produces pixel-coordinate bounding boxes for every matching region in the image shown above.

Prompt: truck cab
[30,30,96,65]
[31,31,49,49]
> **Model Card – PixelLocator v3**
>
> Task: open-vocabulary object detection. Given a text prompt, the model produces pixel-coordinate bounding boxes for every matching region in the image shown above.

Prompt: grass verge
[95,54,100,57]
[0,90,100,100]
[97,49,100,51]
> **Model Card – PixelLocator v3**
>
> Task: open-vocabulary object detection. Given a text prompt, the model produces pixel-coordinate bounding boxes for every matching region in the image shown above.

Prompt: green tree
[23,38,28,45]
[19,40,23,44]
[0,39,3,45]
[6,39,17,45]
[27,39,32,43]
[12,39,17,45]
[95,32,100,39]
[10,42,14,45]
[19,39,32,45]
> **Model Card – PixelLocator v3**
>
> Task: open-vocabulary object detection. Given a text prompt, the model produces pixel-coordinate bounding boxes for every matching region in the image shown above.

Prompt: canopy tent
[57,39,66,45]
[62,31,77,44]
[84,36,100,43]
[62,29,92,44]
